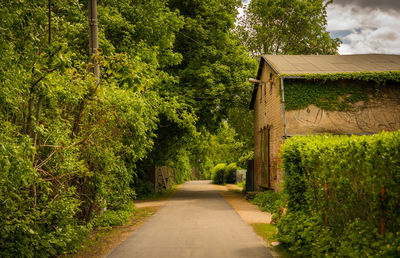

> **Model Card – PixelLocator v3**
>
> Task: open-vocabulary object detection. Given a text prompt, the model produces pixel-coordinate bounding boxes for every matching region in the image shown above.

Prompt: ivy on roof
[281,71,400,86]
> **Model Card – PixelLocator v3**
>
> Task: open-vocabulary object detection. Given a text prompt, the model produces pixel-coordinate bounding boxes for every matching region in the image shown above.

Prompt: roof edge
[249,57,266,110]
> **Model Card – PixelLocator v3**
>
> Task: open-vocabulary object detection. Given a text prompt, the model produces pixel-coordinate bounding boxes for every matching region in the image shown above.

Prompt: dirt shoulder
[213,184,272,224]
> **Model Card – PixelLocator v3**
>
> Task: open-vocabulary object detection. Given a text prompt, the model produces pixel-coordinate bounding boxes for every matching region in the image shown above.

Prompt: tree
[238,0,340,55]
[167,0,257,130]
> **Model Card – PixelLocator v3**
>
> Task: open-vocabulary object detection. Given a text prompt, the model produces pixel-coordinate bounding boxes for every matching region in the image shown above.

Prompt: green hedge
[225,163,237,183]
[252,190,283,214]
[279,131,400,257]
[211,163,227,184]
[211,163,237,184]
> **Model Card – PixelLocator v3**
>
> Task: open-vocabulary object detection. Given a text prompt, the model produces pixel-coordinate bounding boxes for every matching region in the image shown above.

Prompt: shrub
[252,190,283,214]
[134,179,156,199]
[277,210,325,256]
[0,123,88,257]
[93,203,135,227]
[224,163,237,183]
[211,163,227,184]
[278,130,400,257]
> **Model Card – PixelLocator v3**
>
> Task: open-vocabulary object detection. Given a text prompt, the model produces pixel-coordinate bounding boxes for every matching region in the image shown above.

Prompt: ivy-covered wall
[282,70,400,112]
[284,80,373,111]
[281,73,400,135]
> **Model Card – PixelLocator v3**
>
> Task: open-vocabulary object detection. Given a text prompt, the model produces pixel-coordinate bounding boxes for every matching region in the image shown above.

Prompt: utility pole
[88,0,99,84]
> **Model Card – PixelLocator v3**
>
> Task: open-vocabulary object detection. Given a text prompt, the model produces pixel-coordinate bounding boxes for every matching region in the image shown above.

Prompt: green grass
[135,184,178,200]
[251,223,278,242]
[251,223,294,258]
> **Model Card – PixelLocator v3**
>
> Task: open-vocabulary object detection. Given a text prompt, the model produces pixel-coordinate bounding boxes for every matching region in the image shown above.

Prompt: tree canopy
[168,0,257,130]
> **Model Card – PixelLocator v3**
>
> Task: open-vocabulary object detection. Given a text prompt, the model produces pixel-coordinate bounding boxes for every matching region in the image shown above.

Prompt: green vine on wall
[281,71,400,85]
[284,80,372,111]
[280,71,400,111]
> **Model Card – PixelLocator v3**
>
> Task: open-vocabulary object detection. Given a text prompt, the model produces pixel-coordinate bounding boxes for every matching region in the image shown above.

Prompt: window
[269,72,273,95]
[260,127,271,187]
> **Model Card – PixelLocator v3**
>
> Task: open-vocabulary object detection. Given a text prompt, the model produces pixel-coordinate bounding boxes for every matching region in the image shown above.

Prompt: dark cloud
[333,0,400,11]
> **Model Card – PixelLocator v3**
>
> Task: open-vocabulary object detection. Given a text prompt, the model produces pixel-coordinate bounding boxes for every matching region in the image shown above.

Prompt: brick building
[249,54,400,191]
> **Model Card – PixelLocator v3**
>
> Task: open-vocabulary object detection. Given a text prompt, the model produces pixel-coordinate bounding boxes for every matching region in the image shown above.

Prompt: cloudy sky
[326,0,400,54]
[239,0,400,55]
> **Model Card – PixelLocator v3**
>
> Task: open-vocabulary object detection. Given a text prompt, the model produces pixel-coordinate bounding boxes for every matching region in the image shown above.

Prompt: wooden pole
[380,186,386,235]
[48,0,51,44]
[324,181,328,225]
[88,0,99,84]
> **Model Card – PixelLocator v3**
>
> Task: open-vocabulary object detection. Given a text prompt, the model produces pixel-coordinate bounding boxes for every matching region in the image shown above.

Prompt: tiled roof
[263,54,400,75]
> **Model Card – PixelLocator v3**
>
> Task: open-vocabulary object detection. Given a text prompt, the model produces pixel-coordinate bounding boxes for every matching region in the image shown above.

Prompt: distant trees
[238,0,340,55]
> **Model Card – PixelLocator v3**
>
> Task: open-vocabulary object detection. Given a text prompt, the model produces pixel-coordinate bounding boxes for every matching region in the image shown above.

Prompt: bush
[252,190,283,214]
[211,163,227,184]
[93,203,135,227]
[224,163,237,183]
[134,179,156,199]
[278,130,400,257]
[277,210,325,256]
[252,190,285,223]
[0,123,88,257]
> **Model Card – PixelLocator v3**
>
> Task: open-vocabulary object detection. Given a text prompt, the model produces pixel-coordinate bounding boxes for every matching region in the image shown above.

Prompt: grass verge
[135,184,179,200]
[251,223,278,243]
[61,207,158,258]
[251,223,294,258]
[62,185,179,257]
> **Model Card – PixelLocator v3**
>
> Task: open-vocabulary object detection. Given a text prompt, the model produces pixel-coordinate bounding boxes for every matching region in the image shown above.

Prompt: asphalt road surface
[107,180,273,258]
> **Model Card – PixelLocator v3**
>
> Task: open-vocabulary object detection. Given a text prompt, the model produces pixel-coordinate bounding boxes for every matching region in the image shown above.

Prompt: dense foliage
[168,0,257,130]
[0,0,255,256]
[278,131,400,257]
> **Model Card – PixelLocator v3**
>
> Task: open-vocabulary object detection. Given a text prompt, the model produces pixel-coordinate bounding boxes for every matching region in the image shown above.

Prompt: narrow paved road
[107,181,273,258]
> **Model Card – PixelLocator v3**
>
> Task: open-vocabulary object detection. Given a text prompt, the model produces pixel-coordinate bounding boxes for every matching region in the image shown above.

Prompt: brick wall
[254,62,284,191]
